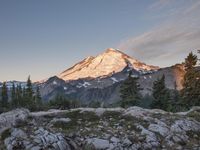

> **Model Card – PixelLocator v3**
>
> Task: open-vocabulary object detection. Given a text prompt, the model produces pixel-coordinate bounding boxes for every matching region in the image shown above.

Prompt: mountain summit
[58,48,159,81]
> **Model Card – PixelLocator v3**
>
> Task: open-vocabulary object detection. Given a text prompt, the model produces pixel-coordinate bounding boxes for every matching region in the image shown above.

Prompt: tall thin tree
[1,82,9,108]
[181,52,200,108]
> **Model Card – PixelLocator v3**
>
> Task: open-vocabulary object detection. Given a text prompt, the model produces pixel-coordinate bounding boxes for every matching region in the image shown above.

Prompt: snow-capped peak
[58,48,159,81]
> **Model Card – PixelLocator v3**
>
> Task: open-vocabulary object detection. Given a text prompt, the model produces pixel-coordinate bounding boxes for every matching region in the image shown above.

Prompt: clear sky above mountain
[0,0,200,81]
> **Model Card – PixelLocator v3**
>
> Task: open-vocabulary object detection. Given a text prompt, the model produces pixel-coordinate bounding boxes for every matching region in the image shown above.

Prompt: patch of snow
[63,87,67,90]
[111,77,118,83]
[53,81,57,85]
[76,82,91,88]
[131,75,139,78]
[76,85,82,88]
[82,82,91,87]
[144,76,147,79]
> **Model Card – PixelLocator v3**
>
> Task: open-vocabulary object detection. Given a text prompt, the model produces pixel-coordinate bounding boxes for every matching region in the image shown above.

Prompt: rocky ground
[0,107,200,150]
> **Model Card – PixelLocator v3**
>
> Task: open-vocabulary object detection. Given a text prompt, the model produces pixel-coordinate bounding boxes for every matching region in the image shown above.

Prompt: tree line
[0,76,42,112]
[119,51,200,112]
[0,76,81,112]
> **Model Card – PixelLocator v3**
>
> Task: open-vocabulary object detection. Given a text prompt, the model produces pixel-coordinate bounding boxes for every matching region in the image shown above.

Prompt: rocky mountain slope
[1,107,200,149]
[40,63,185,104]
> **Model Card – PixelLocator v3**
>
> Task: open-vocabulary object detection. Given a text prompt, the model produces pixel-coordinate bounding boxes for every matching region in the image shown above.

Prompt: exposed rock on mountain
[40,63,185,104]
[1,107,200,149]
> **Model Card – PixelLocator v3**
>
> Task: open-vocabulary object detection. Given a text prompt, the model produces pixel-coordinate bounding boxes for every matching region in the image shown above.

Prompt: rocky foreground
[0,107,200,150]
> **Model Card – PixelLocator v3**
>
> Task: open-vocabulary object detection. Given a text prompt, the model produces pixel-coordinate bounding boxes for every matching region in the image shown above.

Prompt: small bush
[1,128,11,140]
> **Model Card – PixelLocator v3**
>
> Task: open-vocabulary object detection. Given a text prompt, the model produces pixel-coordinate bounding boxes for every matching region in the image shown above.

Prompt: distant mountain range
[1,48,186,104]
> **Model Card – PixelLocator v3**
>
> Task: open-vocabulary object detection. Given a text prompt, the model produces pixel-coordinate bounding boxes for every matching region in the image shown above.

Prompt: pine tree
[181,52,200,108]
[26,76,33,100]
[11,82,17,108]
[120,71,142,108]
[169,82,183,112]
[184,52,197,71]
[16,84,23,107]
[1,82,9,108]
[35,86,42,110]
[25,76,35,110]
[49,94,70,109]
[151,75,170,111]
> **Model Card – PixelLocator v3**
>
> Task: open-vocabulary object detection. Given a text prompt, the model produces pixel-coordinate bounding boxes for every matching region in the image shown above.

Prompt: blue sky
[0,0,200,81]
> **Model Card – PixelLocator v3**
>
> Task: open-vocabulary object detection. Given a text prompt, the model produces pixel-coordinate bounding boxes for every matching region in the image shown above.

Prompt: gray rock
[123,138,132,147]
[110,137,120,143]
[87,138,110,149]
[0,109,29,133]
[30,146,41,150]
[148,123,169,137]
[11,128,27,138]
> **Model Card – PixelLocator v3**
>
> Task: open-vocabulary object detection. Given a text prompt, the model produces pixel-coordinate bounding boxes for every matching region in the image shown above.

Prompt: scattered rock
[87,138,110,149]
[1,107,200,149]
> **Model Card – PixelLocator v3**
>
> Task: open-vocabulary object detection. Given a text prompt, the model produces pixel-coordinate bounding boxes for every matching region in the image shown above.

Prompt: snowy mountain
[58,48,159,81]
[0,81,27,89]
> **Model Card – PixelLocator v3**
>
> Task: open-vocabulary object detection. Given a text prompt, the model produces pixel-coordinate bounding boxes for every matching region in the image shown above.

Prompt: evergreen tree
[1,82,9,108]
[34,86,43,110]
[16,84,23,107]
[49,94,70,109]
[25,76,35,110]
[151,75,170,111]
[11,83,17,108]
[120,71,142,108]
[170,82,183,112]
[22,87,26,100]
[184,52,197,71]
[35,86,41,102]
[181,52,200,108]
[140,94,154,109]
[26,76,33,100]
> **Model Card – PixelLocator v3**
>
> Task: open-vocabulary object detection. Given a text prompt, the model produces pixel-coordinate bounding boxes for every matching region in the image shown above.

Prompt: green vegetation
[187,111,200,122]
[1,82,9,108]
[52,110,100,133]
[181,52,200,108]
[151,75,171,111]
[0,76,44,112]
[48,94,80,110]
[0,128,11,141]
[120,71,142,108]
